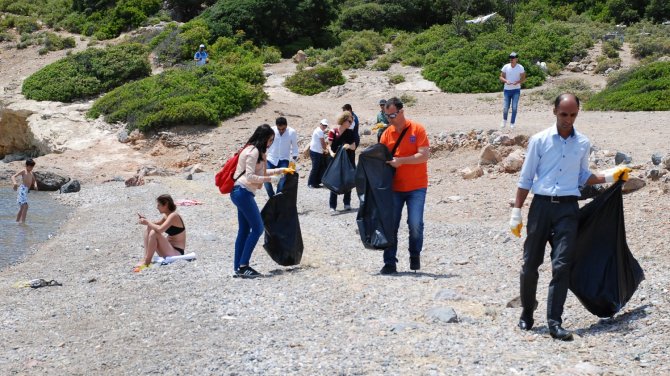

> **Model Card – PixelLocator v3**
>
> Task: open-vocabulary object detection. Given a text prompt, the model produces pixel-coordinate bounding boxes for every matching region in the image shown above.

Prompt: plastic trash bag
[261,173,303,266]
[570,181,645,318]
[322,147,356,194]
[354,144,397,249]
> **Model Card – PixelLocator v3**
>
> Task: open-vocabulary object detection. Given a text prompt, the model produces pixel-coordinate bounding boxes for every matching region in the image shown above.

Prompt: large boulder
[34,171,69,191]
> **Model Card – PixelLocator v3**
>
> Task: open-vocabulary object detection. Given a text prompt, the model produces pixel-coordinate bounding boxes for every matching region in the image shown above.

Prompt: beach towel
[153,252,197,265]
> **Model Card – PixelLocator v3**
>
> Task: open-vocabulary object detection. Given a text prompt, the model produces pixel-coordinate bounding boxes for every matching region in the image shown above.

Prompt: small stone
[425,307,458,323]
[651,153,662,165]
[615,152,632,165]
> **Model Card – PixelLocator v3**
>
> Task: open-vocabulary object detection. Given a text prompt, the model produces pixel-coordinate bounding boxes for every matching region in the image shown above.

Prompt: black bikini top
[165,215,185,236]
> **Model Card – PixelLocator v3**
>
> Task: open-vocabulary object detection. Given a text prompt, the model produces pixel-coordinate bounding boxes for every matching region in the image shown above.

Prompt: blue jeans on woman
[329,190,351,210]
[383,188,427,266]
[503,89,521,124]
[230,185,264,271]
[264,159,289,197]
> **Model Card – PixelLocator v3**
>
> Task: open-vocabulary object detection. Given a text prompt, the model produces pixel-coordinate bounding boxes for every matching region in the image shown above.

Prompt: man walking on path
[265,117,299,197]
[510,93,631,341]
[379,97,430,275]
[500,52,525,129]
[194,44,209,66]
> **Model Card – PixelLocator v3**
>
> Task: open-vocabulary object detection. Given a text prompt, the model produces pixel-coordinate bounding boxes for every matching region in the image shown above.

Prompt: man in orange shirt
[379,97,430,274]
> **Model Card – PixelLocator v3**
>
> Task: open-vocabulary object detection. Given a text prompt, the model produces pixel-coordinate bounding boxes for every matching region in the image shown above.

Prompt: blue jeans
[503,89,521,124]
[230,186,264,270]
[329,190,351,210]
[383,188,427,265]
[308,150,325,187]
[264,159,289,197]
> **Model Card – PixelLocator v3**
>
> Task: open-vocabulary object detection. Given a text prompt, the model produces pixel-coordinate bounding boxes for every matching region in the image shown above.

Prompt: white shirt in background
[309,127,326,153]
[267,126,299,165]
[501,63,525,90]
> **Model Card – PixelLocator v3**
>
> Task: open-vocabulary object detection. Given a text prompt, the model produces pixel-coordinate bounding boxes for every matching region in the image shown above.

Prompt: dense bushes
[200,0,338,54]
[88,63,267,130]
[389,15,607,93]
[585,62,670,111]
[22,43,151,102]
[302,30,386,70]
[284,65,345,95]
[88,38,269,130]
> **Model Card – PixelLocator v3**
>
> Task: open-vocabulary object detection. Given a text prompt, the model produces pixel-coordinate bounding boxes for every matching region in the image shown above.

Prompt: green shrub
[0,32,14,42]
[371,56,391,71]
[594,56,621,73]
[260,46,281,64]
[389,74,405,84]
[284,65,345,95]
[602,40,619,58]
[88,62,267,130]
[22,43,151,102]
[399,93,417,107]
[585,62,670,111]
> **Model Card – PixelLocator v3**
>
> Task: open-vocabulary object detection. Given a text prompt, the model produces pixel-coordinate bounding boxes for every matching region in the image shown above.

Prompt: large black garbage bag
[322,147,356,194]
[261,173,303,266]
[570,181,645,317]
[354,144,397,249]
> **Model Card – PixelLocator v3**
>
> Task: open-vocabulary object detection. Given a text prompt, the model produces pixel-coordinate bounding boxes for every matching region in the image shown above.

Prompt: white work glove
[602,166,632,183]
[270,174,284,184]
[509,208,523,238]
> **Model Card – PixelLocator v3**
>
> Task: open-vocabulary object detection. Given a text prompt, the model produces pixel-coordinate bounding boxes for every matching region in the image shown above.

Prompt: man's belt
[533,194,579,203]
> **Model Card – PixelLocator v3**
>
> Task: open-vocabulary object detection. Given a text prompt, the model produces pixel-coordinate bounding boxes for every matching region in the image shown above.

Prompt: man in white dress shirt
[265,116,299,197]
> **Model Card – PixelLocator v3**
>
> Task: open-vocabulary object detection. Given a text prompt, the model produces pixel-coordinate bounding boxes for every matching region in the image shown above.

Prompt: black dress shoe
[549,325,574,341]
[518,317,534,330]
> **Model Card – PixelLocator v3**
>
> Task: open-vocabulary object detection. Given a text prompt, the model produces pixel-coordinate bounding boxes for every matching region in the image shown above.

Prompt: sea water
[0,187,70,270]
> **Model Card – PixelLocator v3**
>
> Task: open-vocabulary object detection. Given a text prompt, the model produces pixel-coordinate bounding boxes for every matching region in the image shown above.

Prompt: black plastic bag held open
[322,147,356,194]
[261,173,303,266]
[570,181,645,317]
[355,144,397,249]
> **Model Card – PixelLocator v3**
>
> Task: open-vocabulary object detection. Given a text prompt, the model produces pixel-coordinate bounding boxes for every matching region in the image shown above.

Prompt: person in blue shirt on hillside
[194,44,209,66]
[510,93,631,341]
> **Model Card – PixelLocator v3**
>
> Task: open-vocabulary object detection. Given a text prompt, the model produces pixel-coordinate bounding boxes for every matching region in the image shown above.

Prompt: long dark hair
[246,124,274,163]
[156,194,176,212]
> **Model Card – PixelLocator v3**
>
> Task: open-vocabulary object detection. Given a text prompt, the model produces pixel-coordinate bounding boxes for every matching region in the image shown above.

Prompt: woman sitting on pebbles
[135,194,186,271]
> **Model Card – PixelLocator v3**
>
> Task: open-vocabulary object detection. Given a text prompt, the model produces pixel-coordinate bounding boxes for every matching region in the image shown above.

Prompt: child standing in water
[11,159,38,223]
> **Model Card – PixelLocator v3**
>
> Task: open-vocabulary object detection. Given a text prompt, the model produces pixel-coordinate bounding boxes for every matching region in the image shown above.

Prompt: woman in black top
[135,194,186,270]
[327,111,357,213]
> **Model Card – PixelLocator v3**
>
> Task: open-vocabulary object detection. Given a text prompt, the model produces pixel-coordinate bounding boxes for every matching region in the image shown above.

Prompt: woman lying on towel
[135,194,186,270]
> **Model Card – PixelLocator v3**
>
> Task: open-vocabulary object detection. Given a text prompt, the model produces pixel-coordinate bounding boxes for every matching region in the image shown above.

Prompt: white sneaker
[510,123,516,129]
[500,120,507,128]
[330,208,336,215]
[344,205,352,211]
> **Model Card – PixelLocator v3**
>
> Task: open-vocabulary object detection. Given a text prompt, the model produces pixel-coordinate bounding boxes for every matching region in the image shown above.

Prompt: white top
[501,63,525,90]
[267,126,299,165]
[309,127,326,153]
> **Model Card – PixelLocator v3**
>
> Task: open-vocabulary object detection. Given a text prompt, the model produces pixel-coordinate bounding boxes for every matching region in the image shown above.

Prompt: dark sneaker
[379,264,397,275]
[234,266,261,278]
[409,256,420,271]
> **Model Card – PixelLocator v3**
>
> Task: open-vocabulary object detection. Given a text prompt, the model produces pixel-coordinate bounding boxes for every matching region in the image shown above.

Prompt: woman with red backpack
[230,124,293,278]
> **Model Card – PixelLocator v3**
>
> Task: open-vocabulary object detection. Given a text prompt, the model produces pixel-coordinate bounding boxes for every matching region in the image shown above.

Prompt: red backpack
[215,145,248,194]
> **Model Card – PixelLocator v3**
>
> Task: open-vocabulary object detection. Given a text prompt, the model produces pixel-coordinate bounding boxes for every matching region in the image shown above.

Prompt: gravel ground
[1,155,668,375]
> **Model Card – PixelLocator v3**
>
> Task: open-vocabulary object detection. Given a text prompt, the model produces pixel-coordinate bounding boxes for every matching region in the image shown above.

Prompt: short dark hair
[157,194,177,212]
[342,104,353,112]
[275,117,287,126]
[26,158,35,167]
[384,97,403,110]
[554,93,580,109]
